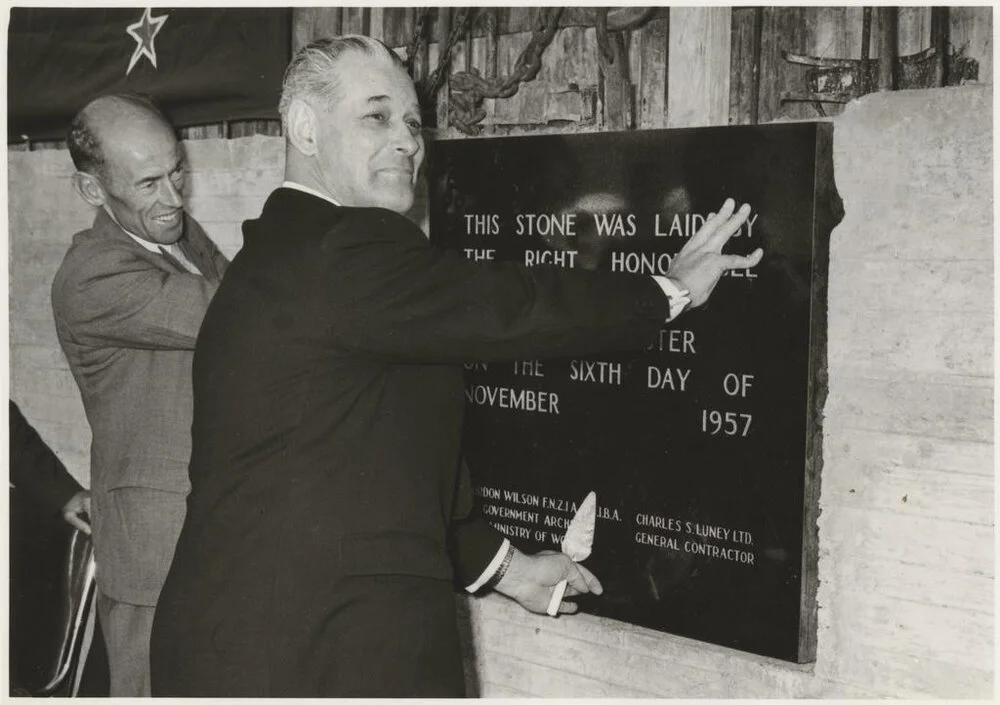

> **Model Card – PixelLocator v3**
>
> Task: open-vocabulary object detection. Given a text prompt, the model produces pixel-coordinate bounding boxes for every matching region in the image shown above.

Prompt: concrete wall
[7,85,992,698]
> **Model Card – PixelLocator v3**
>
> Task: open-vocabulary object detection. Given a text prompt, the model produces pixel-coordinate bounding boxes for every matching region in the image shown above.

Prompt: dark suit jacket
[9,400,83,516]
[151,188,669,695]
[51,209,228,606]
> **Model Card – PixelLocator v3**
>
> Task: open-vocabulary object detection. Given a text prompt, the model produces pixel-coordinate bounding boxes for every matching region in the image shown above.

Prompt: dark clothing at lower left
[9,401,109,695]
[9,400,82,514]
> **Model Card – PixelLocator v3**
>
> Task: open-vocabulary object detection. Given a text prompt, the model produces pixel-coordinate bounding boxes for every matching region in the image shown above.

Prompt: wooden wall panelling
[667,6,731,128]
[462,9,474,73]
[898,7,931,56]
[180,124,225,140]
[758,6,811,122]
[452,8,493,128]
[950,6,993,84]
[627,21,642,107]
[443,15,467,139]
[408,8,431,84]
[382,6,669,42]
[424,7,499,134]
[291,7,342,52]
[636,14,670,129]
[836,6,865,66]
[491,30,536,127]
[383,7,422,63]
[369,7,384,41]
[502,7,547,36]
[361,7,372,37]
[26,121,278,148]
[599,21,633,130]
[339,7,369,36]
[434,7,452,133]
[481,8,499,135]
[227,121,281,138]
[489,25,599,133]
[494,8,668,37]
[754,6,939,126]
[729,7,761,125]
[396,7,672,46]
[877,7,899,91]
[932,7,950,87]
[382,8,416,49]
[461,13,491,136]
[808,6,850,61]
[801,6,854,119]
[441,10,475,138]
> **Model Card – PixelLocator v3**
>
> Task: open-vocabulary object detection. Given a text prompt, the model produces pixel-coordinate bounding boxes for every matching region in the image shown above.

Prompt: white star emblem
[125,7,169,75]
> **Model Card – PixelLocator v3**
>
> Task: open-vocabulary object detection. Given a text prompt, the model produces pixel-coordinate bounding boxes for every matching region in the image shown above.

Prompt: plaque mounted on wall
[428,123,841,663]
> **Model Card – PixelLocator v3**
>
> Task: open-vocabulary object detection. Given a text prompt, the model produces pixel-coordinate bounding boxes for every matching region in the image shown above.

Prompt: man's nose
[392,121,421,157]
[159,178,183,208]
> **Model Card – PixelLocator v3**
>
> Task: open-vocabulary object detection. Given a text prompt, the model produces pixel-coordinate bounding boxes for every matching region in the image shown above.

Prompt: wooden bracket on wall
[780,5,978,113]
[780,46,960,106]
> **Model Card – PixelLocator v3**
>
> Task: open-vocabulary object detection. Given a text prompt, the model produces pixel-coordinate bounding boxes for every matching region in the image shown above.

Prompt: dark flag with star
[8,7,291,141]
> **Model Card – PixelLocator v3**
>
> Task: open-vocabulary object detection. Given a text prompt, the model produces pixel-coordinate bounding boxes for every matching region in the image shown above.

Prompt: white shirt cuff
[651,276,691,322]
[464,538,511,593]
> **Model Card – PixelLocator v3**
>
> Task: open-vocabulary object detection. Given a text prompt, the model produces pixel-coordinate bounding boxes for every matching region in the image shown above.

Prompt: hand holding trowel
[546,490,597,616]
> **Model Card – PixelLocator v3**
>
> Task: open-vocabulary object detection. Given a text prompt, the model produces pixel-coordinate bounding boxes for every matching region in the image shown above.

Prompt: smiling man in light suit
[50,92,228,696]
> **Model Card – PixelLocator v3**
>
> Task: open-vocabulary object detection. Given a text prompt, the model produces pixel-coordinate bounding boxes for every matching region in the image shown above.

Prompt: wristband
[486,542,516,589]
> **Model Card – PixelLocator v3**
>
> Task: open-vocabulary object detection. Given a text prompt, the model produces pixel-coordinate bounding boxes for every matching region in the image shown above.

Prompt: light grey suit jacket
[51,208,228,606]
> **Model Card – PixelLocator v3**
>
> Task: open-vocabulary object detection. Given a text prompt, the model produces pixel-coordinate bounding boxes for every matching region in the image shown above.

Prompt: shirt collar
[281,181,342,208]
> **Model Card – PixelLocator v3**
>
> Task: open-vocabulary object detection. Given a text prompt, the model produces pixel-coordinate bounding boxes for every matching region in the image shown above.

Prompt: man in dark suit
[151,36,760,697]
[9,400,90,532]
[51,93,229,696]
[9,400,110,696]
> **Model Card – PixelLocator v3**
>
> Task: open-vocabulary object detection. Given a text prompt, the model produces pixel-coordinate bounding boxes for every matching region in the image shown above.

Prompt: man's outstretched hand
[666,198,763,308]
[493,548,602,615]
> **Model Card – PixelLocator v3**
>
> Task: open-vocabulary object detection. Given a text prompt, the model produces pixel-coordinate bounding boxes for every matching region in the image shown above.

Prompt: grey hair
[67,92,165,176]
[278,35,407,126]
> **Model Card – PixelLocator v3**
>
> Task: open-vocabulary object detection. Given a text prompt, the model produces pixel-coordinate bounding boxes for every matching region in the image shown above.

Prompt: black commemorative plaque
[428,123,841,663]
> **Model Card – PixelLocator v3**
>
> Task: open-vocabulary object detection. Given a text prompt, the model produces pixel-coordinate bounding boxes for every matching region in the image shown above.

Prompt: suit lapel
[179,216,220,282]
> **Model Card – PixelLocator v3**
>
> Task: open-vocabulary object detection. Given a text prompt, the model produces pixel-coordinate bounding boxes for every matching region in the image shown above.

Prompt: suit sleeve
[9,401,84,516]
[52,244,219,350]
[322,209,670,364]
[448,456,507,587]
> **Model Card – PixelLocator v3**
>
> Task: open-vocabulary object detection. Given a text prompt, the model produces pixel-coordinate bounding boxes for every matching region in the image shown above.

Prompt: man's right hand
[61,489,92,535]
[493,547,602,615]
[666,198,763,308]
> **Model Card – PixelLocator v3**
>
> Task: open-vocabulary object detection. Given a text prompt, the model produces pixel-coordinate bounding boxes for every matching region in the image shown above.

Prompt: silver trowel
[545,490,597,616]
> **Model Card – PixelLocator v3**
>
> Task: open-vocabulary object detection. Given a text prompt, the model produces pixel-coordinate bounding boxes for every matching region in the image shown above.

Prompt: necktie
[158,244,201,275]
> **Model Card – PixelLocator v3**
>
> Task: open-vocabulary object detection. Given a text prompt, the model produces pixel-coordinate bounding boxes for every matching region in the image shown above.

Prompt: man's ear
[72,172,106,207]
[286,98,319,157]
